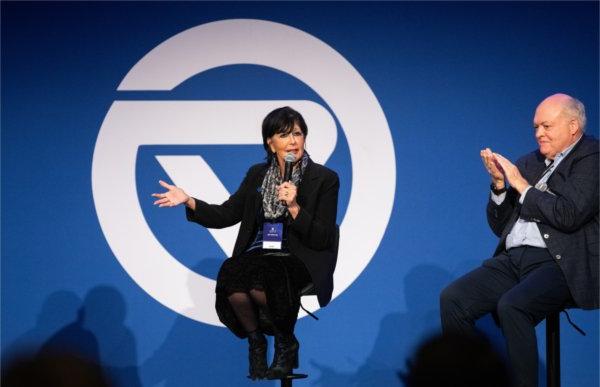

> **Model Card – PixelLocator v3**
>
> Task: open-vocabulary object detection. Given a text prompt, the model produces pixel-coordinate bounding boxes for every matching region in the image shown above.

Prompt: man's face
[533,99,578,159]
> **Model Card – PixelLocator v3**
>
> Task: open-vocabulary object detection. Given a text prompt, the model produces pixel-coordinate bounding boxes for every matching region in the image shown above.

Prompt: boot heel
[266,334,300,379]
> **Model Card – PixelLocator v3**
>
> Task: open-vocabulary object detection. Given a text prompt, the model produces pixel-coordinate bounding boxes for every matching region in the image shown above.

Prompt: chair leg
[546,312,560,387]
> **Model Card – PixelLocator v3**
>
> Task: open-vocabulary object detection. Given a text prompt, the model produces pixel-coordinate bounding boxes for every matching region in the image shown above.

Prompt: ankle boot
[247,331,267,380]
[265,334,299,379]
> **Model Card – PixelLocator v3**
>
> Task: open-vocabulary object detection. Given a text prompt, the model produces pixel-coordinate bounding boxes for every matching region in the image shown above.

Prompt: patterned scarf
[261,152,310,220]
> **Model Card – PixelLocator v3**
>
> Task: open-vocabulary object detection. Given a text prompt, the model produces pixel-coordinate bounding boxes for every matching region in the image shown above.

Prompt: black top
[186,158,340,307]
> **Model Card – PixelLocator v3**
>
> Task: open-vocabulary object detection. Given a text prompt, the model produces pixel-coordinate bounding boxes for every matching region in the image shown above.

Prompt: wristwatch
[490,183,507,195]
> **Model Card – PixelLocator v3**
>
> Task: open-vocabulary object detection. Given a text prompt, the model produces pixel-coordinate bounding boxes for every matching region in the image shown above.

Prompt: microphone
[283,152,295,182]
[282,153,295,205]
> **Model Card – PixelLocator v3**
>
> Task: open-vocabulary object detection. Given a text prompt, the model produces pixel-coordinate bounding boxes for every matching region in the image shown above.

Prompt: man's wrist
[518,185,533,204]
[491,182,506,195]
[513,179,530,194]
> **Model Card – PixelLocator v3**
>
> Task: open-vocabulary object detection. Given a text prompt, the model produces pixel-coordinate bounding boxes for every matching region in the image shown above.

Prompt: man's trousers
[440,246,574,387]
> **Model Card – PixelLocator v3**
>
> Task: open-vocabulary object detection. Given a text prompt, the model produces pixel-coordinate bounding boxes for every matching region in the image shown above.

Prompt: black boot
[247,331,267,380]
[265,334,299,379]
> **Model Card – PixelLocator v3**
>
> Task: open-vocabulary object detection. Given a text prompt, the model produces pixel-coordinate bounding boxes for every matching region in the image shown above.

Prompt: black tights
[228,289,268,333]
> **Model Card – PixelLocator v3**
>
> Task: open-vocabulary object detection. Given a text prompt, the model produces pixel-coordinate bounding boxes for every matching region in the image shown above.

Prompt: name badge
[263,222,283,250]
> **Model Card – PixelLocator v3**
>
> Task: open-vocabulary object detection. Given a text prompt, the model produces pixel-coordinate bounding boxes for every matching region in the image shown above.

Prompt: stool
[252,224,339,386]
[271,283,316,386]
[252,283,316,385]
[252,373,307,386]
[545,312,560,387]
[278,373,307,387]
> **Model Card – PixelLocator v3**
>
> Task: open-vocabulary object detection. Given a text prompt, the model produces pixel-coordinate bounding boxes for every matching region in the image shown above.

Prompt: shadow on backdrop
[311,264,452,386]
[39,305,100,363]
[78,285,142,387]
[2,286,134,387]
[2,290,82,363]
[140,258,276,387]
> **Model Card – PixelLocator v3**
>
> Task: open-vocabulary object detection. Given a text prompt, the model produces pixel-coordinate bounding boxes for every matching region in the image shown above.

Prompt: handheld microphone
[281,153,295,205]
[283,152,295,182]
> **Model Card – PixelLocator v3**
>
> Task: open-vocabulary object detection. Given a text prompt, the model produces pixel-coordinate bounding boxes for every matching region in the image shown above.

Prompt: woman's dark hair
[262,106,308,161]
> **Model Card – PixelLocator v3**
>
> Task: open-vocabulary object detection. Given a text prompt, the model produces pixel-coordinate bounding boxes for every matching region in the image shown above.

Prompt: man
[440,93,599,387]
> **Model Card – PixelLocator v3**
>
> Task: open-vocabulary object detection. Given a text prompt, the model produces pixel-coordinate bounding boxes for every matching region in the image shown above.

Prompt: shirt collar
[545,134,583,166]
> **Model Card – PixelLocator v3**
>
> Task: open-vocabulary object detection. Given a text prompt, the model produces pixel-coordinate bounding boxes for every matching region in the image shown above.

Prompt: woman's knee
[228,292,251,306]
[249,288,267,306]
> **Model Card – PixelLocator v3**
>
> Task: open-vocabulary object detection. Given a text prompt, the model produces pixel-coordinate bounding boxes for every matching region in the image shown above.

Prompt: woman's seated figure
[153,106,340,380]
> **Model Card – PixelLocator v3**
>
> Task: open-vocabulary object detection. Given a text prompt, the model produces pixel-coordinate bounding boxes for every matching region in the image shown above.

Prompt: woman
[152,106,339,380]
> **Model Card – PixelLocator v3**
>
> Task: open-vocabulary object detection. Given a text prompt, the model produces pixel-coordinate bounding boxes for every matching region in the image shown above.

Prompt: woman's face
[267,123,305,166]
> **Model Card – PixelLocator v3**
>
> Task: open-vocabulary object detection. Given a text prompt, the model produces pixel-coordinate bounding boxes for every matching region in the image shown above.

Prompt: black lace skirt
[215,249,312,338]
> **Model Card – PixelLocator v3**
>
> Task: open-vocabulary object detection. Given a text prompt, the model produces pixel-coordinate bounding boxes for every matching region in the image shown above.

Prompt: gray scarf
[261,152,310,220]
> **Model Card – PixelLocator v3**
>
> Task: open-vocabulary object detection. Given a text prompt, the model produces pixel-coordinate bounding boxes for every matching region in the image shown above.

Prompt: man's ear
[569,119,580,135]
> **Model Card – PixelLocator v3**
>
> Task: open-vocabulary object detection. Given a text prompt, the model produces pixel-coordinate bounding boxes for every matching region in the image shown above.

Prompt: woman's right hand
[152,180,191,207]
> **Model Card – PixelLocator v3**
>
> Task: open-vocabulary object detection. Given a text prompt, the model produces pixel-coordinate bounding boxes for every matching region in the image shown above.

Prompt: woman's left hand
[277,181,298,207]
[277,182,300,218]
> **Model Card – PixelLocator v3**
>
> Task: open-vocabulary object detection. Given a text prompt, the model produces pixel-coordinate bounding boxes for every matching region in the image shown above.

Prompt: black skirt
[215,249,312,338]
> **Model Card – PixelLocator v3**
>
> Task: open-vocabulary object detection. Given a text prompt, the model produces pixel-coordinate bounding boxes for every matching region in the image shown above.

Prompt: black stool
[278,373,308,387]
[545,312,560,387]
[255,283,316,386]
[272,283,317,386]
[254,224,339,386]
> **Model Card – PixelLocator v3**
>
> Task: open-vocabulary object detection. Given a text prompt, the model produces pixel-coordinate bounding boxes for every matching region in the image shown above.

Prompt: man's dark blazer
[487,135,599,309]
[185,158,339,307]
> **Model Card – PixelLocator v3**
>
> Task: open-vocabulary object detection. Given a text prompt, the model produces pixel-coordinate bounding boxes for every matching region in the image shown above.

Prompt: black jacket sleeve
[486,186,519,237]
[185,166,256,229]
[520,151,599,233]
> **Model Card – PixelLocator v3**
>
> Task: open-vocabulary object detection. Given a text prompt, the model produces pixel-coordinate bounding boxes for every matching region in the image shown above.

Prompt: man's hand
[480,148,505,189]
[493,153,530,194]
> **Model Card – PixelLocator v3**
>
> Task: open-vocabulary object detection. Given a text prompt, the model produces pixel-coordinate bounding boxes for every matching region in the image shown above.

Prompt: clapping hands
[480,148,530,193]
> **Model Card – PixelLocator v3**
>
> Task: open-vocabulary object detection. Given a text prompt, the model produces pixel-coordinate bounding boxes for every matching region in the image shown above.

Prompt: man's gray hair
[563,96,587,132]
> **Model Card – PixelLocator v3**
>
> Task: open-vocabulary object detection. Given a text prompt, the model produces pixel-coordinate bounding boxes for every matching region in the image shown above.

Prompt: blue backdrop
[2,2,598,386]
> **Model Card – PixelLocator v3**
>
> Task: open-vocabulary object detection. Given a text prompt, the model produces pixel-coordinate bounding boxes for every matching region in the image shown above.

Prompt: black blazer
[487,135,599,309]
[185,159,340,307]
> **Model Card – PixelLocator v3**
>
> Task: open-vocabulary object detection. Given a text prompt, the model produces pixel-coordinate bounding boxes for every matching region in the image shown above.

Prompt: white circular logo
[92,19,395,325]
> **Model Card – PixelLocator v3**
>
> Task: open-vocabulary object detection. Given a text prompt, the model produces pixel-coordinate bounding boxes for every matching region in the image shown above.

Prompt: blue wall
[2,2,598,386]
